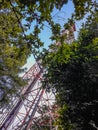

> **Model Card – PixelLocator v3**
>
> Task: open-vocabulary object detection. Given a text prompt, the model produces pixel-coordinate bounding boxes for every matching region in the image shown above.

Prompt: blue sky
[23,1,84,71]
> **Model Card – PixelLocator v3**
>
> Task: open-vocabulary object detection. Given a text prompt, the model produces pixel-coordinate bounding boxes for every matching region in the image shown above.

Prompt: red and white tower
[0,62,57,130]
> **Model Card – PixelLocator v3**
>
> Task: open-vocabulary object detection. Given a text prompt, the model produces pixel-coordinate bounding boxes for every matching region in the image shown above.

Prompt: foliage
[42,11,98,130]
[0,0,69,105]
[54,104,74,130]
[0,10,29,104]
[72,0,98,19]
[0,0,97,107]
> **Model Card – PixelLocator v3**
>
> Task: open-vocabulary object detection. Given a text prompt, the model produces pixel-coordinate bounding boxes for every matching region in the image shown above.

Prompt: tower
[55,23,76,46]
[0,62,57,130]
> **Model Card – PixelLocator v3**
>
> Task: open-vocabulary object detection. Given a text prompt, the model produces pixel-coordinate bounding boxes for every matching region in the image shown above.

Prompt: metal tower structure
[0,61,57,130]
[55,23,76,46]
[0,23,76,130]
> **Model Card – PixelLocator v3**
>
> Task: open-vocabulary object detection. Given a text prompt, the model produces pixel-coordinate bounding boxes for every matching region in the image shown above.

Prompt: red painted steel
[0,62,56,130]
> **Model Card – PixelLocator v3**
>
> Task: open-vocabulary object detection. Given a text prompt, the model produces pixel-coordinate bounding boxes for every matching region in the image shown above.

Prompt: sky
[22,0,85,71]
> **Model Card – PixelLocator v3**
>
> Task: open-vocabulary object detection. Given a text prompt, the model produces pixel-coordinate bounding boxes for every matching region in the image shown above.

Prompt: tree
[0,9,30,105]
[0,0,69,105]
[0,0,97,106]
[42,11,98,130]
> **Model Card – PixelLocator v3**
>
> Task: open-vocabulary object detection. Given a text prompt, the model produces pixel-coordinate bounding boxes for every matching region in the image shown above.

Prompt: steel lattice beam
[0,62,57,130]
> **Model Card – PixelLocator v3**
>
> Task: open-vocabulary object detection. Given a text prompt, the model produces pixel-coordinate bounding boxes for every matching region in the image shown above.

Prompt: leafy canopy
[0,0,97,106]
[42,10,98,130]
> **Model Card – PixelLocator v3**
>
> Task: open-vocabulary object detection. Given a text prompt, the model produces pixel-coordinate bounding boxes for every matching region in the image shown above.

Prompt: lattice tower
[0,62,57,130]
